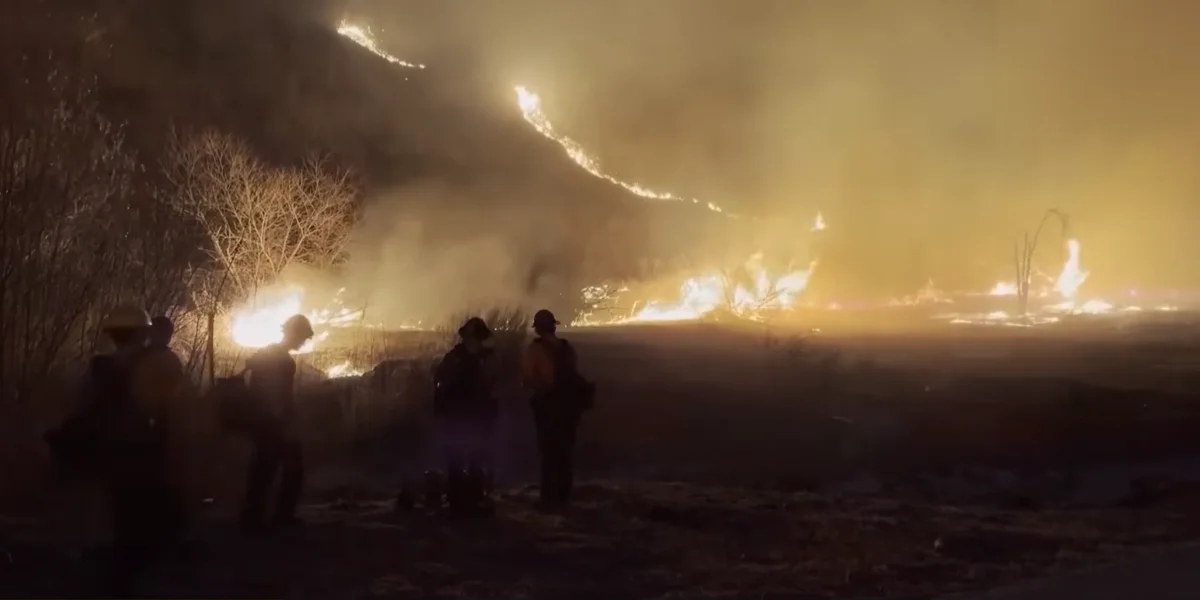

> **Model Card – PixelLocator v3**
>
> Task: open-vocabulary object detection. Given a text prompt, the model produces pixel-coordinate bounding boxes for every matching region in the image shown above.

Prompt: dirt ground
[6,482,1200,598]
[5,317,1200,598]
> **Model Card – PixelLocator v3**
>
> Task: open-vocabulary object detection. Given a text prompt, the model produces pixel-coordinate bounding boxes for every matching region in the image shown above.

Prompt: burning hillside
[219,18,1181,352]
[218,18,1180,345]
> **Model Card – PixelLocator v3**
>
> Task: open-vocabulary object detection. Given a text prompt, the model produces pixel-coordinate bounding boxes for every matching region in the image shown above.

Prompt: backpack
[432,347,466,416]
[47,352,155,475]
[434,345,497,419]
[540,338,596,411]
[215,372,271,437]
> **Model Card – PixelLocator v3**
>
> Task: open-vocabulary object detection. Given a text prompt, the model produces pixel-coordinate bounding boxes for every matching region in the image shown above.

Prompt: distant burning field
[220,235,1191,382]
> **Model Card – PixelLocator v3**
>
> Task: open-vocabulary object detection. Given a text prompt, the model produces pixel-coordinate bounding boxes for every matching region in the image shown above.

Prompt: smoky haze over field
[341,179,609,322]
[337,0,1200,298]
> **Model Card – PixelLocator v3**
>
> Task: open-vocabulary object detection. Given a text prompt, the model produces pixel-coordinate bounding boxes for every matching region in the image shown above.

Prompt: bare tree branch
[163,130,357,304]
[0,42,138,406]
[1013,209,1069,316]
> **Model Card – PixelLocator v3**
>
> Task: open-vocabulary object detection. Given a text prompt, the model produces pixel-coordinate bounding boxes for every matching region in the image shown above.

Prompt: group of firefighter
[44,305,594,596]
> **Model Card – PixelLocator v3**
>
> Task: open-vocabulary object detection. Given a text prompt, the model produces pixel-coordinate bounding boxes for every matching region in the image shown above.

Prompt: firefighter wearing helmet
[239,313,314,532]
[47,305,187,596]
[522,309,594,511]
[431,316,500,514]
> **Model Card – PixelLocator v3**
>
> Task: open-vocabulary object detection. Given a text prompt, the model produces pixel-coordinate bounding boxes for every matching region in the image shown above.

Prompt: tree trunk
[206,311,216,388]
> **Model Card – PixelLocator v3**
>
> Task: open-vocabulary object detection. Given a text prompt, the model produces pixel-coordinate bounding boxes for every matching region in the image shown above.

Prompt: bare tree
[1013,209,1069,316]
[0,49,138,407]
[164,129,358,300]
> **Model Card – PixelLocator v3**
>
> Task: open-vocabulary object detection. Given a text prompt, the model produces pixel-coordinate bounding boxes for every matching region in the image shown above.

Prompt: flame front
[229,286,362,354]
[945,238,1178,325]
[513,86,731,215]
[333,21,729,217]
[336,19,1179,330]
[983,239,1094,307]
[336,21,425,69]
[617,256,818,324]
[579,212,825,325]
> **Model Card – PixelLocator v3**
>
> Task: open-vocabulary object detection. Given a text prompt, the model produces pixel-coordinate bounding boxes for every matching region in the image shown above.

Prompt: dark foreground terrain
[5,481,1200,598]
[5,318,1200,597]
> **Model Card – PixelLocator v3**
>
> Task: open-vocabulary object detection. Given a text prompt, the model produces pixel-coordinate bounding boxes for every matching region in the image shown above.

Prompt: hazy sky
[341,0,1200,293]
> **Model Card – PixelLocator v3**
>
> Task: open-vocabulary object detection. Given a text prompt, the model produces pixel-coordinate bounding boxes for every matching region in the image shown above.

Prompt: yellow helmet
[102,305,151,330]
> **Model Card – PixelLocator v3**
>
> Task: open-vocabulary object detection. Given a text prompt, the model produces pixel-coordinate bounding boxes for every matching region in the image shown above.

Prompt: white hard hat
[102,305,151,330]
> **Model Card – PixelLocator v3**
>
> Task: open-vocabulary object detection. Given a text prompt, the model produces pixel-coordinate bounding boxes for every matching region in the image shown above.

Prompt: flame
[514,86,731,216]
[1053,238,1089,302]
[620,255,818,323]
[1043,239,1106,314]
[336,20,425,69]
[335,20,1180,331]
[576,211,825,325]
[984,239,1092,302]
[229,285,362,354]
[945,310,1062,328]
[988,281,1018,296]
[332,21,731,217]
[325,361,366,379]
[944,238,1183,326]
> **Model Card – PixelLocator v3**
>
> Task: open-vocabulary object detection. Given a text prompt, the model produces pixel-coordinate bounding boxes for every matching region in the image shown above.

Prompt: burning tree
[164,130,358,300]
[1013,209,1069,316]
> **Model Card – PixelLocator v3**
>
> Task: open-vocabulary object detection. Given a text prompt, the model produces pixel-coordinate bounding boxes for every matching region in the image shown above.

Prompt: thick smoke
[343,0,1200,295]
[337,179,596,325]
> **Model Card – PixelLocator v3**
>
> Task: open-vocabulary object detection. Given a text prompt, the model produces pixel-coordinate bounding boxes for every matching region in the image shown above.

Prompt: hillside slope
[0,0,733,297]
[88,1,633,203]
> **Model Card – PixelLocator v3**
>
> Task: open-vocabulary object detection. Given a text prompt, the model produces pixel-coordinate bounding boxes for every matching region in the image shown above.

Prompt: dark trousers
[242,432,304,527]
[107,472,185,597]
[533,405,581,506]
[441,417,494,509]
